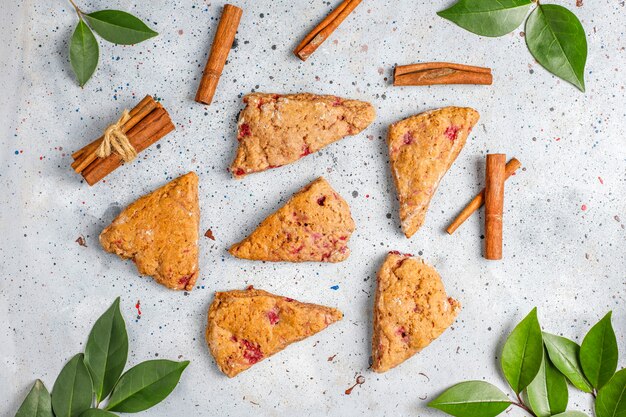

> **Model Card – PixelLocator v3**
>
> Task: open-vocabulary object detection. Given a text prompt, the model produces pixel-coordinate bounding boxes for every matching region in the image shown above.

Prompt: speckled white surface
[1,1,625,416]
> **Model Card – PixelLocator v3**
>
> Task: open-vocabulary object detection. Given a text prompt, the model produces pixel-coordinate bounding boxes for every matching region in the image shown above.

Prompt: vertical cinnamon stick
[294,0,362,61]
[447,158,520,234]
[195,4,243,105]
[485,154,506,260]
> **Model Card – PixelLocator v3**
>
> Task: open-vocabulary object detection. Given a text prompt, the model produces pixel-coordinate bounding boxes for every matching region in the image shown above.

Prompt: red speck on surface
[178,29,183,35]
[598,176,604,185]
[444,125,461,141]
[204,229,215,240]
[238,123,251,138]
[234,168,246,176]
[403,131,414,145]
[135,300,142,316]
[300,145,311,157]
[267,308,280,325]
[581,204,587,211]
[555,137,561,141]
[291,244,304,254]
[365,194,370,198]
[75,236,87,247]
[230,335,238,342]
[241,340,263,364]
[345,375,365,395]
[332,97,343,107]
[272,94,280,100]
[284,297,294,302]
[339,236,347,241]
[246,285,255,290]
[317,196,326,206]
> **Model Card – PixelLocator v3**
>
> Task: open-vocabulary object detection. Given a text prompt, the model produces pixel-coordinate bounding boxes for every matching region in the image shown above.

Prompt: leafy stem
[68,0,83,18]
[511,393,536,417]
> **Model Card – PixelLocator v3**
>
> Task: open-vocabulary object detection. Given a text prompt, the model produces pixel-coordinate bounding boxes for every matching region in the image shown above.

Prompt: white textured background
[1,0,625,416]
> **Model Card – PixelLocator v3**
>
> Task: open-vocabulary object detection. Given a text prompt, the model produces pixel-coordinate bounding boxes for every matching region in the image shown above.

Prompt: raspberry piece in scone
[229,177,355,262]
[388,107,479,238]
[230,93,375,178]
[206,287,343,377]
[99,172,200,291]
[372,252,461,373]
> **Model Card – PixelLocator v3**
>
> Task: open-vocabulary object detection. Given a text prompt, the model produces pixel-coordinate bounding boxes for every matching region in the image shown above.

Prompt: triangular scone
[206,287,343,377]
[388,107,479,238]
[99,172,200,291]
[229,177,355,262]
[372,252,461,373]
[230,93,375,178]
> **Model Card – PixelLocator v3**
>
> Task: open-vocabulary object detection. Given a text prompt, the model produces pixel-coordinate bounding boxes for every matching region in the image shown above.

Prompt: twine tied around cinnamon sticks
[71,95,175,186]
[95,110,137,162]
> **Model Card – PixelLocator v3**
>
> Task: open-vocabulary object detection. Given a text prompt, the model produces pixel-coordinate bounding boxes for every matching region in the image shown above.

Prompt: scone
[99,172,200,291]
[230,93,375,178]
[388,107,479,237]
[206,287,343,377]
[229,177,355,262]
[372,252,461,373]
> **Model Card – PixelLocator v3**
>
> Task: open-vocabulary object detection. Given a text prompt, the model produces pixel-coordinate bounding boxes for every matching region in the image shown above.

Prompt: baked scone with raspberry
[388,107,479,238]
[99,172,200,291]
[372,252,461,373]
[230,93,375,178]
[206,287,343,377]
[229,177,355,262]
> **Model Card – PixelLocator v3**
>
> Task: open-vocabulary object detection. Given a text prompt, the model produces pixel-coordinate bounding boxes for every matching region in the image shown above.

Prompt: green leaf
[84,10,158,45]
[15,380,53,417]
[526,352,568,417]
[543,332,593,393]
[595,368,626,417]
[437,0,532,37]
[580,312,618,389]
[105,360,189,413]
[525,4,587,92]
[501,308,544,393]
[84,297,128,403]
[79,410,119,417]
[551,412,590,417]
[428,381,511,417]
[51,354,94,417]
[70,20,99,87]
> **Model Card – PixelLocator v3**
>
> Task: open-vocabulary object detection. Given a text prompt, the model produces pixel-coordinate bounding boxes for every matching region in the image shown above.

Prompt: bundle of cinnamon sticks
[71,95,175,186]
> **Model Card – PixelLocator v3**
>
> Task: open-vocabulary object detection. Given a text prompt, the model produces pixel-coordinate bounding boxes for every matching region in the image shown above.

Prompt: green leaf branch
[13,298,189,417]
[438,0,588,91]
[429,309,624,417]
[67,0,158,87]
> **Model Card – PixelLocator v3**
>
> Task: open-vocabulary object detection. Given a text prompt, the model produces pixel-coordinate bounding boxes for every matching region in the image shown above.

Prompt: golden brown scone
[230,93,375,178]
[99,172,200,291]
[388,107,479,238]
[229,177,355,262]
[372,252,461,373]
[206,287,343,377]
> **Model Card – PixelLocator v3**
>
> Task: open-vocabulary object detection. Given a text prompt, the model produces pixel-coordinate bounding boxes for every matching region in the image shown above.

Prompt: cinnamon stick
[485,154,506,260]
[447,158,520,235]
[394,62,493,86]
[294,0,362,61]
[81,108,174,186]
[195,4,243,105]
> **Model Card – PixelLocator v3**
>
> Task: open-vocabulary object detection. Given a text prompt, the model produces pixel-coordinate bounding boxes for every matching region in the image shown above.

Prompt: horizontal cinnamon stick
[294,0,362,61]
[447,158,520,235]
[485,154,506,260]
[195,4,243,105]
[394,62,493,86]
[81,108,174,186]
